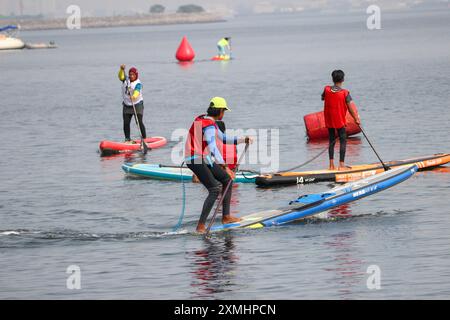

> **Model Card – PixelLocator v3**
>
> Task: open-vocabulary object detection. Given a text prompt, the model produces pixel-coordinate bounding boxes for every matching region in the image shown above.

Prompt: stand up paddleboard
[99,136,167,156]
[211,55,231,61]
[211,165,418,232]
[256,153,450,186]
[122,163,258,183]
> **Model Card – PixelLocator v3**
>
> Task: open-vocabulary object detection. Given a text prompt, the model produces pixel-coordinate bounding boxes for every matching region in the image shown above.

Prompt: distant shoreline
[0,13,226,31]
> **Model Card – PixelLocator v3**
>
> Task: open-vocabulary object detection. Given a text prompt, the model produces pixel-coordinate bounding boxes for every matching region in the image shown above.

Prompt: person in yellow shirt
[217,37,231,58]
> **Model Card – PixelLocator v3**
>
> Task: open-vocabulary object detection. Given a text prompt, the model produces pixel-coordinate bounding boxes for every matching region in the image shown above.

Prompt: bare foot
[196,223,206,234]
[338,165,351,171]
[222,215,242,224]
[329,160,335,171]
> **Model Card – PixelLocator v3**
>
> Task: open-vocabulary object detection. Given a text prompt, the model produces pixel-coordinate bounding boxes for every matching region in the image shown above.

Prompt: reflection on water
[323,231,364,298]
[100,151,144,162]
[219,59,231,72]
[188,233,238,299]
[431,166,450,173]
[418,166,450,182]
[328,204,353,218]
[99,152,146,179]
[177,61,195,70]
[293,203,353,223]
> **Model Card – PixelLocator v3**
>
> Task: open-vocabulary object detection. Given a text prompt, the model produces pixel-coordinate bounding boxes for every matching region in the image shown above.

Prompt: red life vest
[185,115,237,168]
[185,114,216,158]
[323,85,350,129]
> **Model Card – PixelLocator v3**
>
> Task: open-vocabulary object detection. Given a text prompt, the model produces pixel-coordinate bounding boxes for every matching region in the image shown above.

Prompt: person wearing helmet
[217,37,231,58]
[118,64,146,143]
[185,97,252,233]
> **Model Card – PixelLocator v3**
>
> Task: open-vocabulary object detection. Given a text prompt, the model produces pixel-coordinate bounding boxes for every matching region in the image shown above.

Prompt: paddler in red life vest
[185,97,253,234]
[322,70,361,171]
[119,65,146,143]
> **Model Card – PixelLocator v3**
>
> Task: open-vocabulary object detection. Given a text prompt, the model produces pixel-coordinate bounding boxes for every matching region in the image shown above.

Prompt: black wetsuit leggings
[328,127,347,162]
[186,162,233,225]
[123,113,146,141]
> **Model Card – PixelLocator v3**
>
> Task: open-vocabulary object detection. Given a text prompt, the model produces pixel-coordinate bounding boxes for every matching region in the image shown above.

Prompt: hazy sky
[0,0,447,17]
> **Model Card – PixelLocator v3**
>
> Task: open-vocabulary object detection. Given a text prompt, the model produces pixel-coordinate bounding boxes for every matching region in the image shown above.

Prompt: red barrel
[304,103,361,140]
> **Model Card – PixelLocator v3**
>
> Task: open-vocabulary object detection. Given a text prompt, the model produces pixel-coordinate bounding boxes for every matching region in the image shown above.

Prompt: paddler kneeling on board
[185,97,253,233]
[118,65,146,143]
[322,70,361,171]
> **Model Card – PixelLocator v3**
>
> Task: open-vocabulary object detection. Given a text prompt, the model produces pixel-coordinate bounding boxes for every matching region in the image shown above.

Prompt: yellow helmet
[209,97,230,111]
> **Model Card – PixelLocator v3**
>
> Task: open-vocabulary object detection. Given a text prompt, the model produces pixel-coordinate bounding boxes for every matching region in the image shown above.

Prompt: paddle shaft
[172,161,187,232]
[358,125,389,171]
[205,142,250,237]
[127,82,148,154]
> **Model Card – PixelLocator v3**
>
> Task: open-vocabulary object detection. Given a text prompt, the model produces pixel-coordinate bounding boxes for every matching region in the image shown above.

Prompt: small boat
[122,163,258,183]
[210,164,418,232]
[256,153,450,186]
[0,25,24,50]
[99,136,167,156]
[25,41,58,49]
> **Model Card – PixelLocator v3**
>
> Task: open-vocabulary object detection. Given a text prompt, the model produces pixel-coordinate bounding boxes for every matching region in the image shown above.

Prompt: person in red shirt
[322,70,360,171]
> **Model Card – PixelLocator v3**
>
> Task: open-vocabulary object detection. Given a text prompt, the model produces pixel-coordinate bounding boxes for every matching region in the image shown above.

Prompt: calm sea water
[1,10,449,299]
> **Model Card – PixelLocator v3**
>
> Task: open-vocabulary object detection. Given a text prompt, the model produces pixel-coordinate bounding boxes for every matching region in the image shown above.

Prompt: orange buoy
[304,102,361,140]
[175,36,195,62]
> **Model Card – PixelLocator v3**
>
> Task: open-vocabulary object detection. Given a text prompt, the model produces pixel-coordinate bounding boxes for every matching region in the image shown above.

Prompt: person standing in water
[322,70,360,170]
[185,97,252,233]
[118,65,146,143]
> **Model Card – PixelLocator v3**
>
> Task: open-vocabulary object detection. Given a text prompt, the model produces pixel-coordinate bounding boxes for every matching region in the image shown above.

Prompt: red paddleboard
[99,136,167,156]
[211,55,231,61]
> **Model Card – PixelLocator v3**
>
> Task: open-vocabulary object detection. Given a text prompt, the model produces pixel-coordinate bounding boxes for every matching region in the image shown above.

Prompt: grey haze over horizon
[0,0,448,17]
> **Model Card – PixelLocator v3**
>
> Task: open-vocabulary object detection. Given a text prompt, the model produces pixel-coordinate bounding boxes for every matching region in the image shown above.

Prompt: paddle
[358,124,389,171]
[205,141,250,237]
[127,83,148,155]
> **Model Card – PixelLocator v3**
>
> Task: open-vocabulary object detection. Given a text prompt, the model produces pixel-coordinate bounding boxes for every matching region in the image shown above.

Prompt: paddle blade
[141,140,148,154]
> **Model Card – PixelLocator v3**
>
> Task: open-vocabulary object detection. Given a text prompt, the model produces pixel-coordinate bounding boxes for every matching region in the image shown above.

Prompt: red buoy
[304,102,361,140]
[175,36,195,62]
